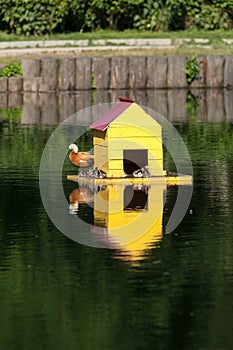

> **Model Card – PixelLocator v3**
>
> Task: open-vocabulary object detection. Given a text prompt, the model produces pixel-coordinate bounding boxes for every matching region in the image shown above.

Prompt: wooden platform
[67,174,193,186]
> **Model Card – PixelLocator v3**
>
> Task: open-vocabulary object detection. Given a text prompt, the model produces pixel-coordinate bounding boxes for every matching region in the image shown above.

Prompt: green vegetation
[185,55,200,84]
[0,0,69,36]
[185,92,200,117]
[1,28,233,42]
[0,28,233,60]
[0,63,22,77]
[0,0,233,36]
[0,107,21,121]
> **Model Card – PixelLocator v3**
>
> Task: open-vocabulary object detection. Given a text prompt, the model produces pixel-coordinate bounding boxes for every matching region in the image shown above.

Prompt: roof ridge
[90,99,133,131]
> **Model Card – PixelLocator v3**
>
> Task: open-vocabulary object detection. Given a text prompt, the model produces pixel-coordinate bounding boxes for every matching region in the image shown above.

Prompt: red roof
[89,97,134,131]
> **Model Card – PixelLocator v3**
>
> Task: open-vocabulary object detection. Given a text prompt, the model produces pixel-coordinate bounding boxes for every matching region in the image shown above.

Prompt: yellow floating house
[89,97,164,178]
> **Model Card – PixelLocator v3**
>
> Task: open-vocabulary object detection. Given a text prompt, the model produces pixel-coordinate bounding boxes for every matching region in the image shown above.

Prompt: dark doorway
[124,185,148,211]
[123,149,148,175]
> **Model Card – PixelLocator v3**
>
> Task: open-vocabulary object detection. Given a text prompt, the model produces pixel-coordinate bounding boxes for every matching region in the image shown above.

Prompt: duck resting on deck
[133,166,151,178]
[69,143,94,168]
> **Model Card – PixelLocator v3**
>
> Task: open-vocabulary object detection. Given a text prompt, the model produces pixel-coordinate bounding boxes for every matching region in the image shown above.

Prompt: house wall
[93,137,163,177]
[93,130,109,174]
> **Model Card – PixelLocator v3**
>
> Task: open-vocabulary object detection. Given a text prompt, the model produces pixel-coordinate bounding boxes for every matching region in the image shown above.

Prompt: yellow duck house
[90,97,164,178]
[68,97,192,185]
[67,97,192,263]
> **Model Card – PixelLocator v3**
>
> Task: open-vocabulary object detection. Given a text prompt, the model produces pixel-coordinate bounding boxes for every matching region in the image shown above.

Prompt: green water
[1,97,233,350]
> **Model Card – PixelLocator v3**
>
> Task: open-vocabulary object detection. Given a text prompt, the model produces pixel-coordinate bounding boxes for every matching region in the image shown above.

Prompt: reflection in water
[69,184,106,214]
[1,89,232,125]
[2,93,233,349]
[69,183,166,263]
[124,185,149,210]
[69,187,94,214]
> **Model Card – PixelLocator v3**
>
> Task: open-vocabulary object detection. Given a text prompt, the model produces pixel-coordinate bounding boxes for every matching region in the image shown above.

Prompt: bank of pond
[1,55,233,93]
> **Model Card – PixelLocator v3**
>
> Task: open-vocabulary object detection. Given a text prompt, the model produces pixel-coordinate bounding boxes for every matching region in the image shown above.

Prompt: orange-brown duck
[69,144,94,168]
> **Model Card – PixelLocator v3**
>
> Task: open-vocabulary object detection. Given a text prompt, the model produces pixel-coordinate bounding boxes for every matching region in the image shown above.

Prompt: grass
[0,57,21,66]
[2,45,233,66]
[1,29,233,64]
[0,28,233,41]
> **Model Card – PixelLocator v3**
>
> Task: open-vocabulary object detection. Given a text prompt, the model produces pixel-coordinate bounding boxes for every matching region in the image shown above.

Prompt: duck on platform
[133,166,151,178]
[69,143,94,168]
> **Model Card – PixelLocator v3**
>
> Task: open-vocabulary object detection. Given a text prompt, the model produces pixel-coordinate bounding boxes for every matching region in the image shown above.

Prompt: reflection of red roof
[90,97,134,131]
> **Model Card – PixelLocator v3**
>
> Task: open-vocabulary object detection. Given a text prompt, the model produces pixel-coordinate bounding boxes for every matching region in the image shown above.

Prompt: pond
[0,89,233,350]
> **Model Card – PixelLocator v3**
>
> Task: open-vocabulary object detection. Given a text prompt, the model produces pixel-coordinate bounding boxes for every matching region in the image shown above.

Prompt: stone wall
[0,55,233,92]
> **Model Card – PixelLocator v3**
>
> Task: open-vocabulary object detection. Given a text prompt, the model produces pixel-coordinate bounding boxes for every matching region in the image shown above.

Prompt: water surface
[1,91,233,349]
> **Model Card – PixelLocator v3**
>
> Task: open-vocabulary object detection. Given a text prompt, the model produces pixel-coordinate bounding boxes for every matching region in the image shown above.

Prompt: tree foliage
[0,0,69,35]
[0,0,233,35]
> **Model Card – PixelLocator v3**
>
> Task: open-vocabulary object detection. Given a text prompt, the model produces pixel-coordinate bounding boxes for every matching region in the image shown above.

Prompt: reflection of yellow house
[90,97,164,178]
[93,182,165,263]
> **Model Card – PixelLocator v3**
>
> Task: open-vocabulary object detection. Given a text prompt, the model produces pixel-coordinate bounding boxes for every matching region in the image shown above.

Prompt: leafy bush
[134,0,168,31]
[66,0,143,32]
[134,0,232,32]
[0,63,22,77]
[185,55,200,84]
[185,1,231,30]
[0,0,233,34]
[0,0,69,36]
[134,0,185,31]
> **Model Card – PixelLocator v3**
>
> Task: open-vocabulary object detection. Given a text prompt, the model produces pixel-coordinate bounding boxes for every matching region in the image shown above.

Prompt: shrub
[67,0,143,32]
[0,63,22,77]
[185,55,200,84]
[0,0,233,34]
[0,0,69,36]
[185,2,231,30]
